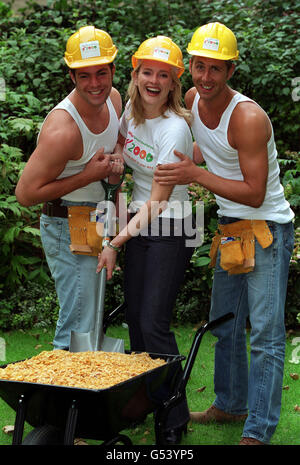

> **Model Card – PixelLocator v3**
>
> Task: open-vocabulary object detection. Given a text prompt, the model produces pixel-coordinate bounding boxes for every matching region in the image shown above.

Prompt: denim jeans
[124,217,194,430]
[210,217,294,443]
[40,214,99,349]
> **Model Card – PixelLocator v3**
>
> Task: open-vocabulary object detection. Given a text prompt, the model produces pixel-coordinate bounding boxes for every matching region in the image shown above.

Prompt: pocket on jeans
[40,215,63,257]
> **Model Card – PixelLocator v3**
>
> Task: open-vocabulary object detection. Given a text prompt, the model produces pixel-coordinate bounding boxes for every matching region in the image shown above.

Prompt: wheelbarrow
[0,312,234,445]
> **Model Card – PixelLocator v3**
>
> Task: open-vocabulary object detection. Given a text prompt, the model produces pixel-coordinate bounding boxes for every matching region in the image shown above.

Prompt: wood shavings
[0,350,165,390]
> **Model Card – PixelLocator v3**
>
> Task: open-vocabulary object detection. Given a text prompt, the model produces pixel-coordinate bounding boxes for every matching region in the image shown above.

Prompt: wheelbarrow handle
[154,312,234,444]
[103,302,127,334]
[179,312,234,393]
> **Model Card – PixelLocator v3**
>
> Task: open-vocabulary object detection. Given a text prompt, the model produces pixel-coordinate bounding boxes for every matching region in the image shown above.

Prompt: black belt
[42,198,68,218]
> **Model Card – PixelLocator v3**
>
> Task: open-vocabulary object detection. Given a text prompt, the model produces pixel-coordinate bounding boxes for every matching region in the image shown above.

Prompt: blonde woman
[97,36,194,444]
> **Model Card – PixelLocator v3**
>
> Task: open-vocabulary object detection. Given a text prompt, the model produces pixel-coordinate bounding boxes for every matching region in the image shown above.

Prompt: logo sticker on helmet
[203,38,220,51]
[80,41,101,59]
[153,47,170,61]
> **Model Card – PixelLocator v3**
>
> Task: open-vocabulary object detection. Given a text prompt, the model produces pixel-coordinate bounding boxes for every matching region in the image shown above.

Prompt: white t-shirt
[120,101,193,218]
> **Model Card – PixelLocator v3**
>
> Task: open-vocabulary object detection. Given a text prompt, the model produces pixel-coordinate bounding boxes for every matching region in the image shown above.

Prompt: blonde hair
[126,61,193,126]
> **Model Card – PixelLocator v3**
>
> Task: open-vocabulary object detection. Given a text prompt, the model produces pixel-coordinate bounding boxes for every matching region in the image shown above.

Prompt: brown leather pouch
[68,206,102,256]
[210,219,273,275]
[219,239,244,271]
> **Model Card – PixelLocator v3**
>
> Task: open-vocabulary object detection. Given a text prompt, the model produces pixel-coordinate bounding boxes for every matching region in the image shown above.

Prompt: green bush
[0,0,299,329]
[1,0,299,153]
[0,281,59,330]
[0,144,49,287]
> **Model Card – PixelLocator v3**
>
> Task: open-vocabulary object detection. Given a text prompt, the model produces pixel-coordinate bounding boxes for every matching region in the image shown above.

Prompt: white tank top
[191,92,294,223]
[39,93,119,202]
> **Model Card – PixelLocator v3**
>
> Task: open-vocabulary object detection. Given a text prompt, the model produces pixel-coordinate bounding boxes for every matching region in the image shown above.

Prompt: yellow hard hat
[132,36,185,77]
[187,22,239,60]
[64,26,118,69]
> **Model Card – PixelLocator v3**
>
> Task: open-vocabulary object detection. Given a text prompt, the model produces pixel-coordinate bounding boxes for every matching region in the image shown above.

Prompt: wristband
[103,239,121,252]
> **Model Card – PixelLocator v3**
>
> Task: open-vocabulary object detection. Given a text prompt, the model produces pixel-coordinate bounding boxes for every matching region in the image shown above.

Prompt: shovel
[70,175,125,353]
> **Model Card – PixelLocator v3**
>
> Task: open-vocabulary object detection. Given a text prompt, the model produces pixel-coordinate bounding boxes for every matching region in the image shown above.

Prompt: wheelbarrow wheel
[22,425,64,445]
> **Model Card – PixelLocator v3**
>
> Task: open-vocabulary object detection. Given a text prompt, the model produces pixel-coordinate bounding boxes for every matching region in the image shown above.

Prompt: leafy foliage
[0,144,49,289]
[0,0,299,328]
[0,281,59,330]
[1,0,299,151]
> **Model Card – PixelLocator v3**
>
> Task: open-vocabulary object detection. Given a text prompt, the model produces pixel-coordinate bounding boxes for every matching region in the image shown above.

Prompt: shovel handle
[101,168,126,203]
[99,169,126,241]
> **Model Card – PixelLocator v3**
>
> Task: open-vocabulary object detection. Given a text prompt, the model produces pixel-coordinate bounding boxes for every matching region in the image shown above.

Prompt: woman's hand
[96,246,118,280]
[109,153,124,175]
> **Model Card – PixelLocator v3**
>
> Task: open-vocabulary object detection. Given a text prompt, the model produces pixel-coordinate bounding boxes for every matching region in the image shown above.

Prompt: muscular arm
[15,109,114,207]
[154,102,270,208]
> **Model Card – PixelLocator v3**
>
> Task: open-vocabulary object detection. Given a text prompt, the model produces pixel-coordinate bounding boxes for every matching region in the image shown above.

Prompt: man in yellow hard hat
[15,26,123,350]
[154,22,294,445]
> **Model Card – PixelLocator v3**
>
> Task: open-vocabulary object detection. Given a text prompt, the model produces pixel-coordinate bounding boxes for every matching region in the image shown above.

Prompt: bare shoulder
[40,108,78,135]
[184,87,197,110]
[229,100,271,146]
[231,100,270,130]
[109,87,122,118]
[37,109,82,159]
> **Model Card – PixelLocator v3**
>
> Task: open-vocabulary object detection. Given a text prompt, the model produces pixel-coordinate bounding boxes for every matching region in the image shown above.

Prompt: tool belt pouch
[219,239,244,271]
[67,206,103,256]
[210,220,273,275]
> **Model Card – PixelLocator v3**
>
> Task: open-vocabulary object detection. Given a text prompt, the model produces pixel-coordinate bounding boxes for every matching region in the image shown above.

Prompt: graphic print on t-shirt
[124,130,155,171]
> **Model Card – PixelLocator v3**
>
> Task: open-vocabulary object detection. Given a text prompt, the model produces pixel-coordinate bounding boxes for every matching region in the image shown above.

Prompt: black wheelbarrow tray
[0,312,233,446]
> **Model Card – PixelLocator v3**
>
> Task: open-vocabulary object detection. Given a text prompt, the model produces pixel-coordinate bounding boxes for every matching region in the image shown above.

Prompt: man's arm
[193,142,204,164]
[15,111,113,206]
[154,102,270,208]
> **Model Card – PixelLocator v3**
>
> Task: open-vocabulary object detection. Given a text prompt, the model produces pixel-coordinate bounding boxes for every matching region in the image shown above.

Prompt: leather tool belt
[209,219,273,275]
[42,200,103,256]
[42,198,68,218]
[67,205,103,257]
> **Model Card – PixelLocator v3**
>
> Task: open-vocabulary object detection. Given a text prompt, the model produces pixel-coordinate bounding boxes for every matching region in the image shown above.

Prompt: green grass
[0,324,299,446]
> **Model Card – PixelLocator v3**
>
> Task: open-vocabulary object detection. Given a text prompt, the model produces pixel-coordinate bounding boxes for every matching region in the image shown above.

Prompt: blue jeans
[40,214,99,349]
[210,218,294,443]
